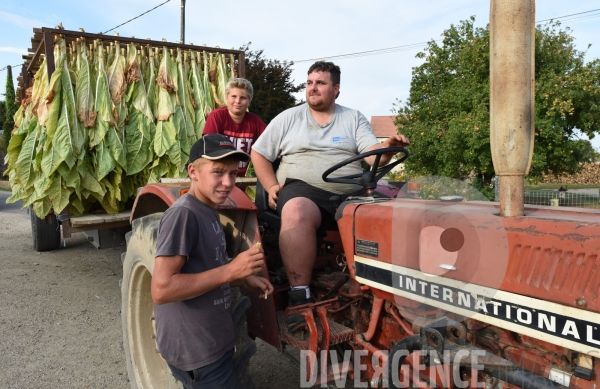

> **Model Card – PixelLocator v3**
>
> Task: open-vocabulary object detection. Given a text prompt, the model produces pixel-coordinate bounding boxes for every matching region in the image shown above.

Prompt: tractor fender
[130,184,182,224]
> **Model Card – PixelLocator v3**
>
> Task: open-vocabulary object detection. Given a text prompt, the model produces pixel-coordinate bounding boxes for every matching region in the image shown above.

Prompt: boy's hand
[244,275,274,299]
[227,247,265,281]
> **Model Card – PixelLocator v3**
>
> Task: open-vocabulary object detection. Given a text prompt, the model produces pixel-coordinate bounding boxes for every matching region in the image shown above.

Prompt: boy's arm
[151,248,265,305]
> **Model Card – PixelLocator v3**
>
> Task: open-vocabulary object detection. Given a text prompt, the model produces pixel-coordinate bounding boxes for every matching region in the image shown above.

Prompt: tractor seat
[256,177,281,231]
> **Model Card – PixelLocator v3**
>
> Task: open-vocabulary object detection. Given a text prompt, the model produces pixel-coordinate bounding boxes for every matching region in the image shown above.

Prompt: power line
[294,7,600,63]
[0,64,23,72]
[537,8,600,23]
[294,41,437,63]
[103,0,171,34]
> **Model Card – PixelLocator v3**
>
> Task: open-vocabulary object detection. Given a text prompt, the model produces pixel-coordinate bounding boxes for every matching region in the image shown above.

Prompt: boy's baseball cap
[189,134,250,164]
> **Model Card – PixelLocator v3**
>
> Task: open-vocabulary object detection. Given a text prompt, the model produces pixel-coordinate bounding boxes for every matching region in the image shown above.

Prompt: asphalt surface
[0,189,23,213]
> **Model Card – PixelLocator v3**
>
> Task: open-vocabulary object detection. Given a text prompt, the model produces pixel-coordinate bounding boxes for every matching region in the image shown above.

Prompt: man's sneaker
[288,289,313,307]
[286,289,313,329]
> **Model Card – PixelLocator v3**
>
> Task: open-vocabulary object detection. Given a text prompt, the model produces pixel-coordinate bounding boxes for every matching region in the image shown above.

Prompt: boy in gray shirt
[152,134,273,388]
[251,61,409,317]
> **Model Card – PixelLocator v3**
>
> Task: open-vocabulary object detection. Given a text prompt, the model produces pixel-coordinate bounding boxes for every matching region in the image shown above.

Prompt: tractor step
[276,311,354,350]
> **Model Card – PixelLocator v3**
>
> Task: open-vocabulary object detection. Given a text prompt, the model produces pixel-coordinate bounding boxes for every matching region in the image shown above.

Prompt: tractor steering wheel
[321,147,409,192]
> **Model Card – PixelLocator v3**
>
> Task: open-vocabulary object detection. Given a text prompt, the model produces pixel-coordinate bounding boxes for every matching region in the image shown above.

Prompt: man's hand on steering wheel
[381,134,410,155]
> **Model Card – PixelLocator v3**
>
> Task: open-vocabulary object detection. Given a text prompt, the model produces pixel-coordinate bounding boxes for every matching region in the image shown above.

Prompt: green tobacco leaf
[174,107,190,160]
[176,49,195,138]
[131,70,154,122]
[52,103,77,169]
[107,127,126,169]
[22,183,43,208]
[31,57,48,113]
[6,183,34,205]
[156,48,178,121]
[245,185,256,202]
[95,140,115,181]
[12,105,24,130]
[6,132,26,169]
[60,58,85,157]
[38,55,64,130]
[125,108,152,175]
[58,162,81,190]
[14,127,39,188]
[68,193,85,216]
[33,174,51,199]
[47,176,70,214]
[147,51,158,119]
[32,198,52,219]
[75,48,97,128]
[154,119,176,157]
[107,43,127,105]
[41,142,64,177]
[148,156,169,183]
[202,51,215,116]
[216,53,229,107]
[190,52,207,138]
[90,48,113,147]
[78,163,106,197]
[164,108,189,170]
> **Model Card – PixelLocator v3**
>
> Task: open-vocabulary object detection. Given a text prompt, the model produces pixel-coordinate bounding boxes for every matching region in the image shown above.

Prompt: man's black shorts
[276,179,340,233]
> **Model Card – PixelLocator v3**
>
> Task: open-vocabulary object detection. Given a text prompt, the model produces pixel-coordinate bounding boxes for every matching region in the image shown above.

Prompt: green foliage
[3,66,17,149]
[241,43,305,124]
[395,17,600,185]
[0,100,5,150]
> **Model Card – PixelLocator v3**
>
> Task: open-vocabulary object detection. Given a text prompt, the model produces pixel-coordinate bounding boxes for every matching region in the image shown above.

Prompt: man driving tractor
[251,61,410,325]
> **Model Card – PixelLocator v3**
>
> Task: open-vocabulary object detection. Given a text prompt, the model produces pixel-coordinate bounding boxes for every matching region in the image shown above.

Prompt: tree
[240,43,305,124]
[0,100,5,166]
[3,65,17,149]
[395,17,600,194]
[0,100,5,135]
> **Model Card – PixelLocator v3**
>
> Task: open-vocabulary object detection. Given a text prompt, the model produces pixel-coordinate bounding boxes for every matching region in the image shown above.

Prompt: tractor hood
[337,198,600,356]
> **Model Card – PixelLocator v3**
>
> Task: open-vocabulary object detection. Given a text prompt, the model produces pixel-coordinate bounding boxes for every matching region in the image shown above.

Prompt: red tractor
[120,1,600,388]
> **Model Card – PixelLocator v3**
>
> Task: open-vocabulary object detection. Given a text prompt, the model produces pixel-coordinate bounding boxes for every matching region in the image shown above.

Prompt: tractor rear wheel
[121,213,180,389]
[121,213,256,389]
[30,208,61,252]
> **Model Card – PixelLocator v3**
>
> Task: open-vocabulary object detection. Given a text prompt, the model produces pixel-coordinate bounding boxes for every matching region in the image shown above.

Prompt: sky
[1,0,599,149]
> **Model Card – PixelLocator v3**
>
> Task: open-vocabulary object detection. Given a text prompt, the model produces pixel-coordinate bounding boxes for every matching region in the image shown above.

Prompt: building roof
[370,116,397,138]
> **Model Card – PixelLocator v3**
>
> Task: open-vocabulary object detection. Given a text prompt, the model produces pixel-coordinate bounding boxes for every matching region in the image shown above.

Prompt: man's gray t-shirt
[252,104,379,194]
[153,194,234,371]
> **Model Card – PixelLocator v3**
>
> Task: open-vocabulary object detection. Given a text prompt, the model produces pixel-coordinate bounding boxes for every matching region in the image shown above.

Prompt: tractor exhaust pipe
[489,0,535,217]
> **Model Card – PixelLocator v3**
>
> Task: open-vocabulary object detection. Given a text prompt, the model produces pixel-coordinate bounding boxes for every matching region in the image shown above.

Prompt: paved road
[0,189,25,215]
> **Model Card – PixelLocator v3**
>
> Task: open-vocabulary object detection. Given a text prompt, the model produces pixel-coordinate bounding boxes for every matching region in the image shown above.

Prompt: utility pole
[180,0,186,44]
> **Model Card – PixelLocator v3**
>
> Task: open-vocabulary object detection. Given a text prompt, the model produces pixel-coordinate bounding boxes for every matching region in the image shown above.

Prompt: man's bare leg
[279,197,322,287]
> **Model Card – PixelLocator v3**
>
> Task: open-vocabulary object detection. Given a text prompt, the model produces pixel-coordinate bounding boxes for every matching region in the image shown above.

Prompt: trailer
[15,26,246,251]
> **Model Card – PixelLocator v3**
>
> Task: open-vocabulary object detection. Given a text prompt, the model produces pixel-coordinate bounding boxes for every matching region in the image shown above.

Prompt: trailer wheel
[121,213,256,389]
[30,208,61,252]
